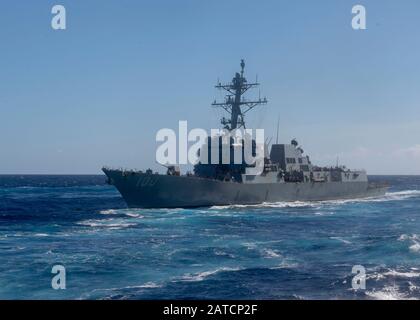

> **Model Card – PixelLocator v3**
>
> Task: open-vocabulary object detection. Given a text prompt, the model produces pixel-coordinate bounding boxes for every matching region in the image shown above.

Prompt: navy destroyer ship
[103,60,387,208]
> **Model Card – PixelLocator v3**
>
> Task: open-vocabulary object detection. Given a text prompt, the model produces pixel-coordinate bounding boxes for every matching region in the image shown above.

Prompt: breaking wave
[376,190,420,201]
[367,266,420,281]
[77,218,138,229]
[366,285,411,300]
[382,270,420,278]
[178,267,242,282]
[398,234,420,254]
[209,190,420,210]
[409,243,420,253]
[261,248,282,258]
[329,237,352,244]
[99,209,143,218]
[365,267,420,300]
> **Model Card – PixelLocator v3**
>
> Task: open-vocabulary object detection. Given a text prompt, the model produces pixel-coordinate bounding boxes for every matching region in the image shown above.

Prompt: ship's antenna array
[212,59,268,131]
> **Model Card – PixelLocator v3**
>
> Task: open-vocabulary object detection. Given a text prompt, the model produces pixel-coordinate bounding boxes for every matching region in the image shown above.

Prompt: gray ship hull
[103,169,388,208]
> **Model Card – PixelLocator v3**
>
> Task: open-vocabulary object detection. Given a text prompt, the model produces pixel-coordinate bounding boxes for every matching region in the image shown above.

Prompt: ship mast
[212,59,267,130]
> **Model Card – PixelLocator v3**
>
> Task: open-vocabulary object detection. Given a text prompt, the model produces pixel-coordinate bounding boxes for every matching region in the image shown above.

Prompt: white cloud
[395,145,420,159]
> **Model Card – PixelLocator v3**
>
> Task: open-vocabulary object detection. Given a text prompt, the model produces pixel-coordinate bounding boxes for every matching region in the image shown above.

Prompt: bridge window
[300,165,309,171]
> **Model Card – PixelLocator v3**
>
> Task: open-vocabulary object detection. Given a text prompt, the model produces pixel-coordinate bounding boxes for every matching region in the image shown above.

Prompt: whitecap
[262,248,282,258]
[366,285,408,300]
[382,270,420,278]
[99,209,118,215]
[123,212,143,218]
[398,234,410,241]
[178,267,242,282]
[214,250,236,258]
[366,273,386,281]
[314,211,335,216]
[242,242,257,250]
[330,237,352,244]
[270,261,299,269]
[261,201,318,208]
[367,268,420,282]
[137,282,162,288]
[87,282,163,295]
[409,243,420,253]
[409,282,419,292]
[397,234,420,253]
[371,190,420,202]
[78,219,137,229]
[99,209,143,218]
[398,234,419,242]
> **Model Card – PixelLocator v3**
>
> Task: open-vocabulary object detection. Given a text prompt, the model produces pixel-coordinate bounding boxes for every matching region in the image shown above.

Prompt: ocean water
[0,175,419,300]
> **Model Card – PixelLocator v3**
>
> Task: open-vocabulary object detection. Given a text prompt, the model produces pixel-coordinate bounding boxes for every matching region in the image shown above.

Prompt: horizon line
[1,173,420,177]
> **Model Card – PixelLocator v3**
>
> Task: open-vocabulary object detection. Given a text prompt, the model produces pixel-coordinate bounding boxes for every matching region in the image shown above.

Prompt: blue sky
[1,0,419,174]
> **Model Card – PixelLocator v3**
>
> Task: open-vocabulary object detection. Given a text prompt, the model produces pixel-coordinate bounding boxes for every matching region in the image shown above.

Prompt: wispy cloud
[394,145,420,158]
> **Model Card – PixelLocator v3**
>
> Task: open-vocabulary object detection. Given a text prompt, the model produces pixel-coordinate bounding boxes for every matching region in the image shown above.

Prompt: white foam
[366,285,409,300]
[382,270,420,278]
[409,282,419,292]
[270,261,299,270]
[399,234,409,241]
[366,273,386,281]
[99,209,143,218]
[88,282,163,294]
[214,250,236,258]
[179,267,241,282]
[78,219,137,229]
[136,282,162,288]
[209,201,317,210]
[330,237,352,244]
[388,190,420,197]
[397,234,420,253]
[378,190,420,202]
[262,248,282,258]
[409,243,420,253]
[261,201,318,208]
[398,234,420,242]
[124,212,143,218]
[367,268,420,283]
[314,211,335,216]
[206,212,242,217]
[242,242,257,250]
[209,190,420,210]
[99,209,117,215]
[317,190,420,204]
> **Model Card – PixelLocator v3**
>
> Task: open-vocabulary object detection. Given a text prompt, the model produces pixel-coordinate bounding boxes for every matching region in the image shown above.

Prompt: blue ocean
[0,175,419,300]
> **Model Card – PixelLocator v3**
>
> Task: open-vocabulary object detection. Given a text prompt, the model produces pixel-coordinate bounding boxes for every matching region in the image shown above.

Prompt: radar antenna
[212,59,268,130]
